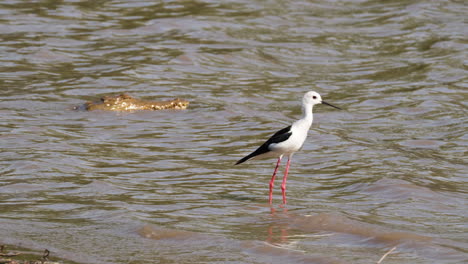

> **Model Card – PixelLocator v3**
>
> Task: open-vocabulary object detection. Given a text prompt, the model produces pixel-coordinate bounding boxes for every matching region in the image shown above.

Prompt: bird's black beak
[321,100,342,110]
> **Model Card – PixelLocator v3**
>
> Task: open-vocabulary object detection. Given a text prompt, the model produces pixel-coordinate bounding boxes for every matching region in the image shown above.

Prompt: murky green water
[1,0,467,263]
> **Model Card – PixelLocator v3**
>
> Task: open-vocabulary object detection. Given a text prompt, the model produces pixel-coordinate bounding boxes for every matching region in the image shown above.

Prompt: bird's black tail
[235,153,253,165]
[235,147,266,165]
[235,139,274,165]
[235,125,292,165]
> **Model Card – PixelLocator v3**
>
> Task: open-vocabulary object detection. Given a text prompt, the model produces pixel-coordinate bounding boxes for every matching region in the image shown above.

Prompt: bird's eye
[312,96,317,99]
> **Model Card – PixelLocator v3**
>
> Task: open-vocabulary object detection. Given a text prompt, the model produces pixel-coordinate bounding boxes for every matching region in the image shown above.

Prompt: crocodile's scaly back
[76,94,189,111]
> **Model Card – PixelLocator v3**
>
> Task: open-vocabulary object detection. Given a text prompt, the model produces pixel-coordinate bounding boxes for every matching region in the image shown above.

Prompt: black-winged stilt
[235,91,341,205]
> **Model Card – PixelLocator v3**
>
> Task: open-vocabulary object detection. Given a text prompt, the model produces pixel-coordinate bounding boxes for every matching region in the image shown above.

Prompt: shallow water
[1,0,467,263]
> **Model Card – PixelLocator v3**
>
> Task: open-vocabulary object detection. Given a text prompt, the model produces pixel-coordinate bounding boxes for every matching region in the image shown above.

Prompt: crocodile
[74,93,189,111]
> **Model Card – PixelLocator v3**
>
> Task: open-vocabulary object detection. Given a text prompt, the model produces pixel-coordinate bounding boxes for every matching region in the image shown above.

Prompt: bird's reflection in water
[266,206,289,245]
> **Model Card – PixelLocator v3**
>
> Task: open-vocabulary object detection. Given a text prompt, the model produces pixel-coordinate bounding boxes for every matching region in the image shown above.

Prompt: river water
[1,1,467,263]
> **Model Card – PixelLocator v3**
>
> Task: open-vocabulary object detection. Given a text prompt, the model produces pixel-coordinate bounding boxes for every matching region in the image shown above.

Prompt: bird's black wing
[235,125,292,165]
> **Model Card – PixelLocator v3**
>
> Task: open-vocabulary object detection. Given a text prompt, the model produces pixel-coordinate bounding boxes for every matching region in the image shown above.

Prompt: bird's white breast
[269,119,311,155]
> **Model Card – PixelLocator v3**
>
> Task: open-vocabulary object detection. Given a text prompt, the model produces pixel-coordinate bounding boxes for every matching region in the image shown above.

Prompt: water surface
[1,0,467,263]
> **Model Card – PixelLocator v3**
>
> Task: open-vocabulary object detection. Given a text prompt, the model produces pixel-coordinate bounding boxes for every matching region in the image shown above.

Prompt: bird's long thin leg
[269,155,283,204]
[281,156,292,205]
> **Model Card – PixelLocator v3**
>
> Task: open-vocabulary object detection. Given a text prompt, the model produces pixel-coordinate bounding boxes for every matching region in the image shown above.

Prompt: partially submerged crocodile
[74,93,189,111]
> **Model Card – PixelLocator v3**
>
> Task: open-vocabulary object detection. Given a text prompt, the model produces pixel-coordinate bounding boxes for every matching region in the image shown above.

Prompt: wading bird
[235,91,341,205]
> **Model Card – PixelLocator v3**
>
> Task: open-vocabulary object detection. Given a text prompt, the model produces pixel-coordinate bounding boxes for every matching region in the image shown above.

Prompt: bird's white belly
[269,132,307,155]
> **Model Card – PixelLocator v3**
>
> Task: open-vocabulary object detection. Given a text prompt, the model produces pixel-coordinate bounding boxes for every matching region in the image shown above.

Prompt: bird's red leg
[269,156,282,204]
[281,157,292,205]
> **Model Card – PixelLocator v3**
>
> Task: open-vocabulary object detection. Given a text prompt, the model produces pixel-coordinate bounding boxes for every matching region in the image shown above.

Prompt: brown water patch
[138,208,464,263]
[362,178,442,201]
[286,212,431,246]
[138,225,199,241]
[138,225,345,264]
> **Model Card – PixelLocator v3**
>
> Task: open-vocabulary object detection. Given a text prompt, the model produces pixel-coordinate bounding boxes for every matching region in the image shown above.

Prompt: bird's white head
[303,91,342,109]
[303,91,323,106]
